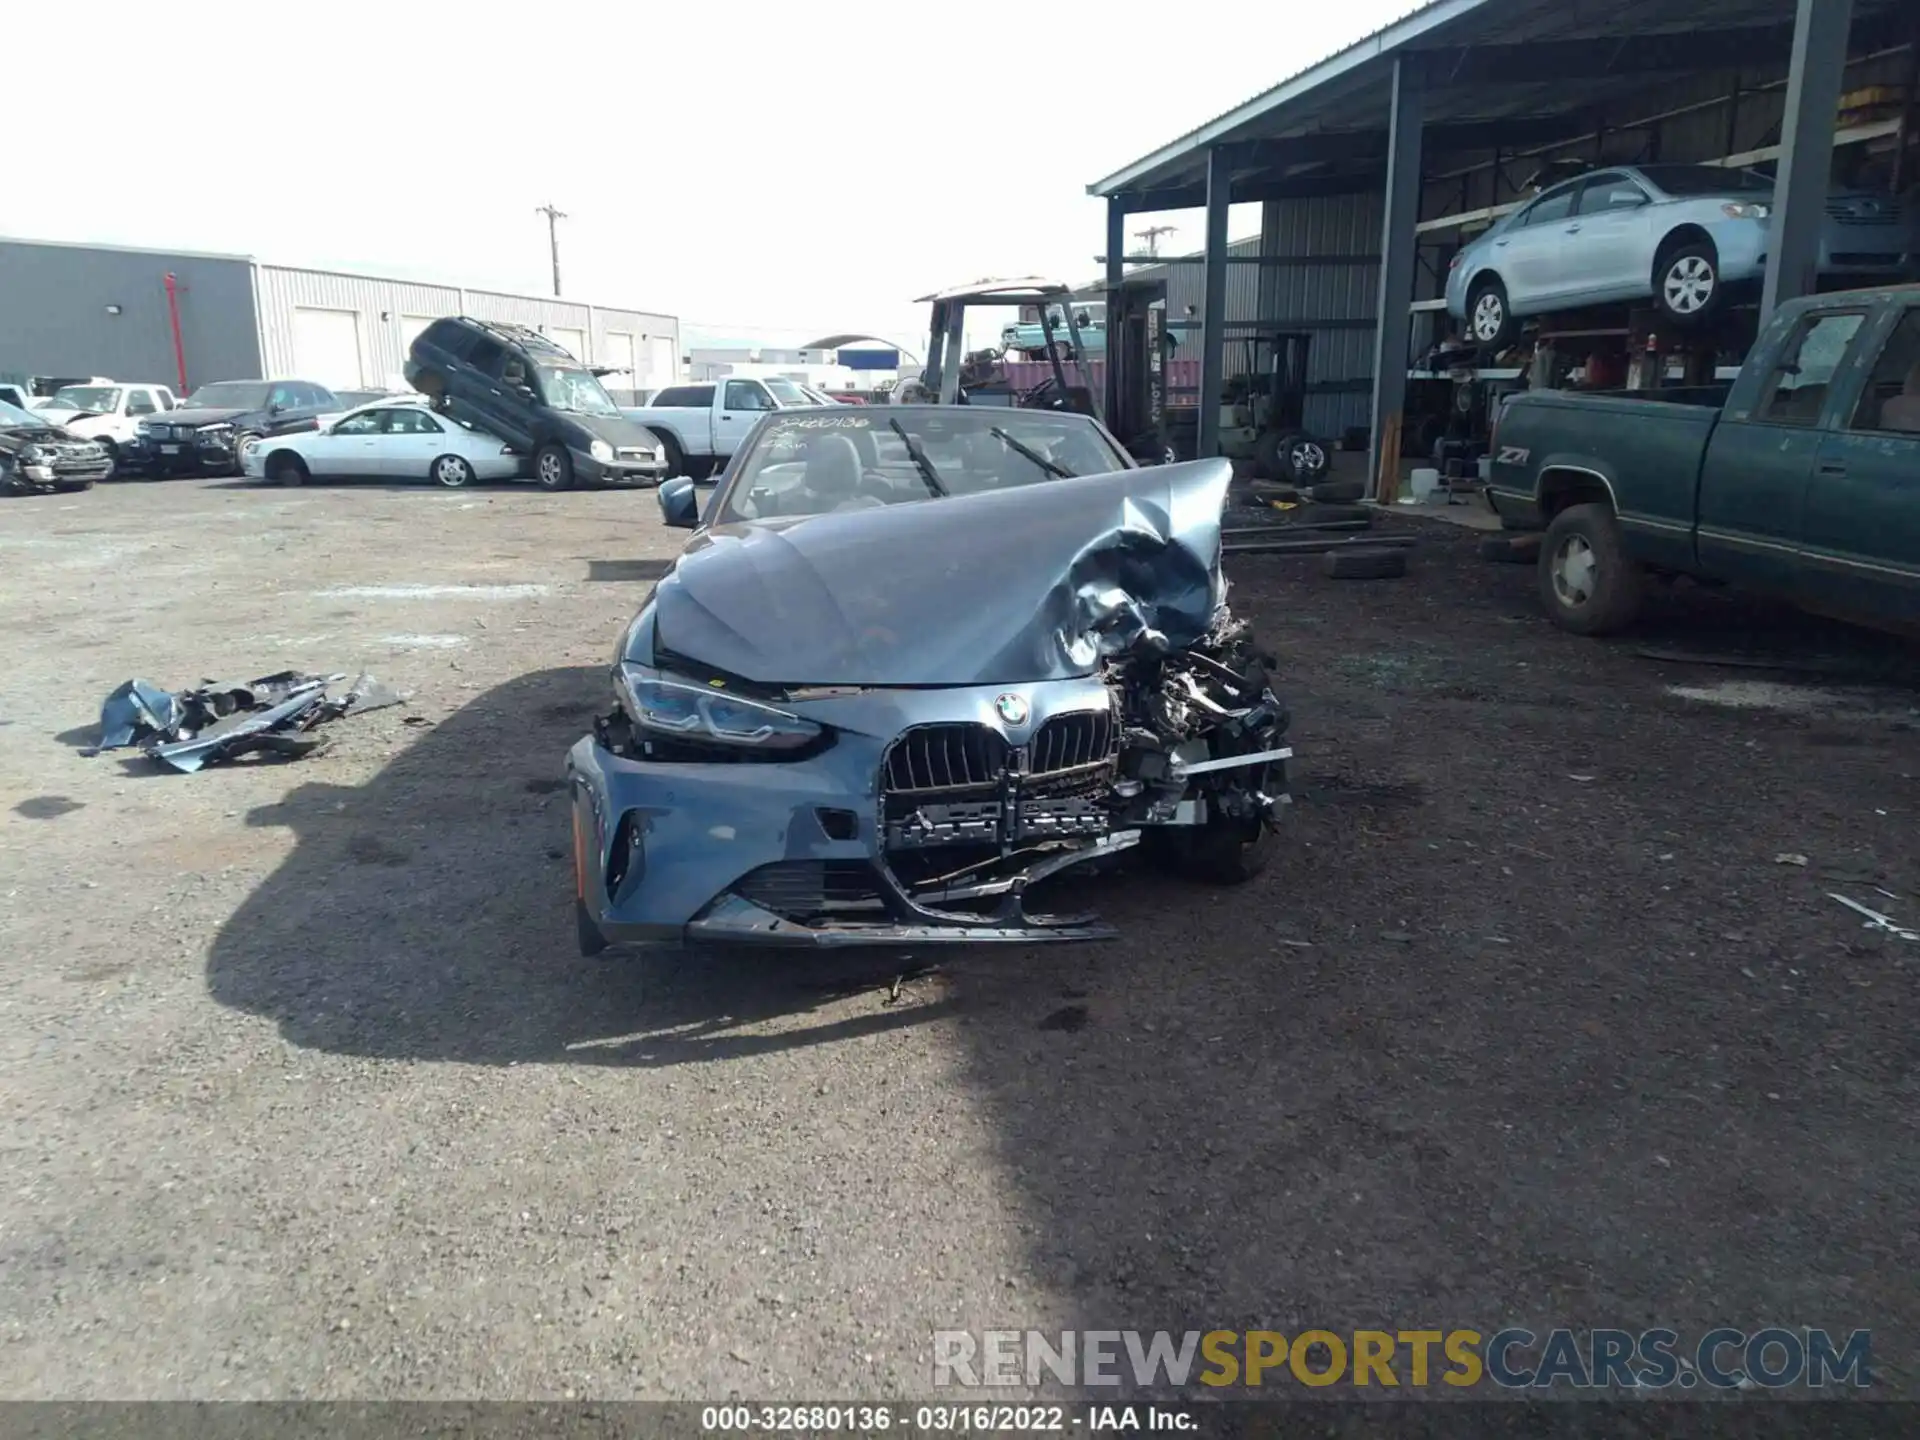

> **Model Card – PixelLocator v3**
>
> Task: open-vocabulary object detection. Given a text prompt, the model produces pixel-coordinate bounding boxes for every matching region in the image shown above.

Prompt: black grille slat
[1029,710,1116,780]
[884,725,1005,795]
[733,861,883,921]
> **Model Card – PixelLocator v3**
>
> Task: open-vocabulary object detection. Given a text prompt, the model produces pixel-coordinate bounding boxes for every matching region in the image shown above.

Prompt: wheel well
[1537,467,1613,519]
[1468,268,1504,300]
[1654,224,1716,273]
[263,447,305,472]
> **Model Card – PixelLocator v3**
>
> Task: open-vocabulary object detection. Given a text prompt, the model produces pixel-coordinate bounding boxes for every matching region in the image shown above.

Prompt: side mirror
[659,476,700,529]
[268,402,283,416]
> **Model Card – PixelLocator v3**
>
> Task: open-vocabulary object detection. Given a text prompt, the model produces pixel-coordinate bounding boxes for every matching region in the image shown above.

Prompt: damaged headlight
[198,422,234,439]
[614,662,821,751]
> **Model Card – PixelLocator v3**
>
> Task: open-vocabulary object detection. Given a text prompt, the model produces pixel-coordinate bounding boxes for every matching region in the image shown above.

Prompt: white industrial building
[0,236,680,403]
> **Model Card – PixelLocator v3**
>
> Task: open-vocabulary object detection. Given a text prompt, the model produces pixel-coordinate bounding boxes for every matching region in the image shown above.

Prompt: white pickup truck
[621,375,818,479]
[43,382,180,461]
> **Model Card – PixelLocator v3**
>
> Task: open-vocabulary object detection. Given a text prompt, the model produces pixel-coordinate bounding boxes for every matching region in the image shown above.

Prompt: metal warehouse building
[0,236,680,402]
[1088,0,1917,496]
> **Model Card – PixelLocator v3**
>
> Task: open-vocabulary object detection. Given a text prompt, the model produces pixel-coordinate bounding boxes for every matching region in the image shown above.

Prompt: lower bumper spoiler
[683,895,1116,948]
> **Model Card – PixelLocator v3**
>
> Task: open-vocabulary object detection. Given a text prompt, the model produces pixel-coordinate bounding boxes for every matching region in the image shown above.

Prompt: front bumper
[125,431,240,475]
[3,445,113,492]
[565,681,1133,950]
[574,447,668,487]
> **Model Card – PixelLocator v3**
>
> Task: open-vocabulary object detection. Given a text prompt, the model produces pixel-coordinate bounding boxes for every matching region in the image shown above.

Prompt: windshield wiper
[990,426,1074,479]
[887,418,948,497]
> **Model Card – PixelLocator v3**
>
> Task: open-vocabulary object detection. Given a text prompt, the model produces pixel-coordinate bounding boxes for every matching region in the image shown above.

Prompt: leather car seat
[799,434,876,512]
[1880,359,1920,434]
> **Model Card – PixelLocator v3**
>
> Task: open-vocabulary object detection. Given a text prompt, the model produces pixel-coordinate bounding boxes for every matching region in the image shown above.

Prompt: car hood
[650,458,1232,687]
[0,424,79,454]
[559,413,662,448]
[159,406,251,426]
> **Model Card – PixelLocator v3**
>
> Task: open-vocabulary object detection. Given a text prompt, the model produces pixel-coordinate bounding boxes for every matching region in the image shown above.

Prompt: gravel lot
[2,474,1917,1400]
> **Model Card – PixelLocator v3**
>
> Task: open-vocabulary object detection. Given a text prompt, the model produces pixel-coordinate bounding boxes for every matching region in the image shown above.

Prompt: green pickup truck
[1486,285,1920,635]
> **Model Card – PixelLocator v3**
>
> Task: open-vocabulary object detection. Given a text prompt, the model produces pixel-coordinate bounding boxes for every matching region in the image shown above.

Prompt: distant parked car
[0,397,114,494]
[244,401,522,488]
[125,378,341,477]
[404,316,666,489]
[331,388,425,410]
[50,383,178,466]
[1001,301,1106,359]
[1446,164,1920,346]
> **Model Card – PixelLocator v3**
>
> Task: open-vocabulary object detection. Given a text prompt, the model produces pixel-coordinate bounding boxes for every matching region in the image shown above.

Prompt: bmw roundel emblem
[994,692,1030,725]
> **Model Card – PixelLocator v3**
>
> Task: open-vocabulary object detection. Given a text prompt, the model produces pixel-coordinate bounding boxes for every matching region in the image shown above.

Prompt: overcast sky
[14,0,1421,356]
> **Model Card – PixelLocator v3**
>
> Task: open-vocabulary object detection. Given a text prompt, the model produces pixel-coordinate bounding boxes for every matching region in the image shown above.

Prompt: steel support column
[1761,0,1854,321]
[1368,57,1424,503]
[1195,147,1232,459]
[1105,197,1126,424]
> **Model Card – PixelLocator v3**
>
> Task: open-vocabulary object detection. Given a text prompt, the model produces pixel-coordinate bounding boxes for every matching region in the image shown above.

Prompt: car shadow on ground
[204,665,986,1068]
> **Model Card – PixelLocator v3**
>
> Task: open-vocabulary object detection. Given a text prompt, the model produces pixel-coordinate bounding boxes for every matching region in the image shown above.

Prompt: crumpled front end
[567,455,1290,953]
[567,676,1137,950]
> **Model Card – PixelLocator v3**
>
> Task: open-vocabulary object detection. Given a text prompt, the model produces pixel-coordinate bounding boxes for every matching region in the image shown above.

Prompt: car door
[264,381,308,435]
[311,408,386,477]
[123,388,160,434]
[715,380,774,458]
[1565,172,1656,302]
[371,406,447,478]
[1496,182,1582,311]
[1799,305,1920,622]
[1695,307,1871,592]
[461,336,534,449]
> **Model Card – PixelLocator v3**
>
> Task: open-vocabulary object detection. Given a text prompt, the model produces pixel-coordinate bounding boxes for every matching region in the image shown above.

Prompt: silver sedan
[242,403,523,488]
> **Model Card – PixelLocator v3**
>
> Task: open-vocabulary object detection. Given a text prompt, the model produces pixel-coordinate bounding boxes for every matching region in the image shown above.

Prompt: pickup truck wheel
[1654,241,1721,326]
[658,433,686,479]
[534,443,574,491]
[1539,503,1644,635]
[1468,278,1514,348]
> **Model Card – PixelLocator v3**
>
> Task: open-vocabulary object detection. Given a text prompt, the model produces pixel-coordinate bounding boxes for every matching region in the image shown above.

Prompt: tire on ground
[1323,546,1407,579]
[1307,479,1366,504]
[1537,501,1645,634]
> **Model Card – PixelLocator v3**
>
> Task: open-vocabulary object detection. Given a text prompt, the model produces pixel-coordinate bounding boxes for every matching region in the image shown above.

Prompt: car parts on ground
[94,671,406,773]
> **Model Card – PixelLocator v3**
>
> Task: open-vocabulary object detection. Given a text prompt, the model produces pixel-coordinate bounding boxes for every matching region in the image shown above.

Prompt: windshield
[763,378,810,406]
[536,365,621,418]
[1638,165,1776,196]
[720,409,1128,522]
[51,386,120,412]
[183,381,271,410]
[0,399,52,429]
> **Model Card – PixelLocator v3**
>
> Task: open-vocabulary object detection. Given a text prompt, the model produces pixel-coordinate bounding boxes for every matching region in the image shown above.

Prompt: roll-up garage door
[647,335,676,385]
[393,315,438,389]
[291,307,364,389]
[546,326,588,361]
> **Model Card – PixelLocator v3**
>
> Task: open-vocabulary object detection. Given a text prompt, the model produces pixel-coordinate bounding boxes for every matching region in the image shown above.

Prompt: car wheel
[233,432,264,472]
[266,453,308,488]
[95,439,118,478]
[1467,277,1513,348]
[1285,435,1330,483]
[1538,502,1645,635]
[534,443,574,491]
[1654,241,1721,326]
[658,433,686,480]
[432,454,475,488]
[1250,428,1290,482]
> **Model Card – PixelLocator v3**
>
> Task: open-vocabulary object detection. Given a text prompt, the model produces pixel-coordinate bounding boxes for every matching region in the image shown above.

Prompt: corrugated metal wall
[0,239,262,391]
[1260,191,1382,438]
[254,269,681,394]
[255,266,463,390]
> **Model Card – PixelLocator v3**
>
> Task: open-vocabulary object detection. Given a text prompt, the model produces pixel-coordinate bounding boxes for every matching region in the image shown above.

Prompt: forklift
[910,278,1101,417]
[1103,275,1180,463]
[1216,331,1330,484]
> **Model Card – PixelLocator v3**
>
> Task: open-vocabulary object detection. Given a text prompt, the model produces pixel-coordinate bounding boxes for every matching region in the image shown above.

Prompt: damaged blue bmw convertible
[566,405,1292,953]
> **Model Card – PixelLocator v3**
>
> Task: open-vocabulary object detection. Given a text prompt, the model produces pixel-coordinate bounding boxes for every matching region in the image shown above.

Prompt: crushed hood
[650,458,1233,687]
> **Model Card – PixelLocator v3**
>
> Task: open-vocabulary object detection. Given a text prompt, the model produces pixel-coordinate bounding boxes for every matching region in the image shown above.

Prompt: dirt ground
[2,473,1917,1401]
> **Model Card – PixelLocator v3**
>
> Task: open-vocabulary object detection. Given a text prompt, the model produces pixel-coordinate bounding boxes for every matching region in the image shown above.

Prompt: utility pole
[1134,225,1177,257]
[535,203,568,297]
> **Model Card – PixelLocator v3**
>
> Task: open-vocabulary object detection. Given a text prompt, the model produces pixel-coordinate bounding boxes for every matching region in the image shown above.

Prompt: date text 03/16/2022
[700,1404,1194,1432]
